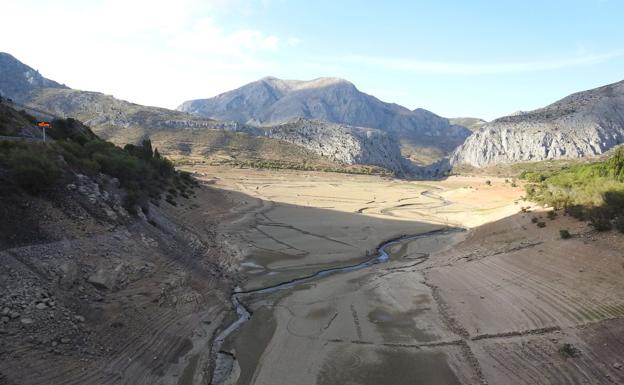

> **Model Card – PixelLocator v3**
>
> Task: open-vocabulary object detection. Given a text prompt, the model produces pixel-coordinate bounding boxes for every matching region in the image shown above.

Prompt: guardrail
[0,135,48,142]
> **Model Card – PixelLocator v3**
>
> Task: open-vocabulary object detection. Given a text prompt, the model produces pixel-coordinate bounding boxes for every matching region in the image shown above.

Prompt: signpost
[37,121,51,142]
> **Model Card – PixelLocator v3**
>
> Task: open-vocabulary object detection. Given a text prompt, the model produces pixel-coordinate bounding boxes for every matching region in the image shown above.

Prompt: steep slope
[0,52,66,103]
[261,118,408,174]
[178,76,471,160]
[0,54,409,174]
[27,88,242,137]
[452,80,624,168]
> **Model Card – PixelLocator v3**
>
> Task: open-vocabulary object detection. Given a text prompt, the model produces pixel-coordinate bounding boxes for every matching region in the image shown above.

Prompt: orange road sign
[37,121,51,128]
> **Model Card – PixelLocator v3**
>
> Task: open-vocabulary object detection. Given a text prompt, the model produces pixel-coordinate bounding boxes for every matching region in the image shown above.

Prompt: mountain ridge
[0,53,414,175]
[178,76,471,162]
[452,79,624,168]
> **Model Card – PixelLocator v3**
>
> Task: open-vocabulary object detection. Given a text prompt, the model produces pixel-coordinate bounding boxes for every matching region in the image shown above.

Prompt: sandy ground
[181,166,624,385]
[187,167,524,290]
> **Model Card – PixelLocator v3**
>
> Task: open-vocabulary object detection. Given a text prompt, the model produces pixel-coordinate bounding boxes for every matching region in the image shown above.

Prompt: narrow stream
[210,227,461,384]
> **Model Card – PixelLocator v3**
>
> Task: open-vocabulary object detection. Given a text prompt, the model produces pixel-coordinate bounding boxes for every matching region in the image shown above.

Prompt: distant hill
[0,53,412,175]
[452,80,624,168]
[178,76,471,163]
[448,117,487,132]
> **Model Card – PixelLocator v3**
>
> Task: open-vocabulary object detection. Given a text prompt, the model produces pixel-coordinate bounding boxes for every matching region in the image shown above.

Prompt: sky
[1,0,623,120]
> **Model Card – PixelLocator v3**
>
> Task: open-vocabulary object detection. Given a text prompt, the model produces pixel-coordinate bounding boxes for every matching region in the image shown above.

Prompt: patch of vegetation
[558,343,580,358]
[536,221,546,228]
[0,142,61,194]
[546,211,557,220]
[0,113,193,213]
[521,147,624,231]
[207,158,391,176]
[560,229,571,239]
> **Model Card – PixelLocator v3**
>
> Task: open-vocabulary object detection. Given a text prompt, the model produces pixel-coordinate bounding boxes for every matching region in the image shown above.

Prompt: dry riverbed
[185,166,624,385]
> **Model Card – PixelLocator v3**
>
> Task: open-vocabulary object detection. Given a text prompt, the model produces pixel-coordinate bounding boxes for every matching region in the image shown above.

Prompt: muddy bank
[214,229,469,385]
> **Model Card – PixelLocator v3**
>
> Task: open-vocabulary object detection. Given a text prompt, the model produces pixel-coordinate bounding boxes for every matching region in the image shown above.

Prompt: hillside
[261,118,409,174]
[448,117,487,132]
[178,76,471,162]
[452,80,624,168]
[0,53,66,103]
[0,54,411,175]
[521,145,624,231]
[0,101,239,385]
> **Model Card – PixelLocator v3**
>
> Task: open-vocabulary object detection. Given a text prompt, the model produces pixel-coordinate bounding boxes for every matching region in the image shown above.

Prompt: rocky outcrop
[263,119,408,174]
[452,80,624,167]
[178,76,471,156]
[0,52,66,103]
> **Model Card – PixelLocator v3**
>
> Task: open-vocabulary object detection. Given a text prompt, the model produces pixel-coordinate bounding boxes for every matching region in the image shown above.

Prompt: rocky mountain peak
[451,78,624,168]
[0,52,66,103]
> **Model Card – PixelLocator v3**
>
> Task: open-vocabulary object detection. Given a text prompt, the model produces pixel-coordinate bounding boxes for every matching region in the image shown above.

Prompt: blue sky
[2,0,623,120]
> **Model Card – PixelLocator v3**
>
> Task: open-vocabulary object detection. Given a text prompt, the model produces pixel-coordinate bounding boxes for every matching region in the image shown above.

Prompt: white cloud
[0,0,291,108]
[341,50,624,75]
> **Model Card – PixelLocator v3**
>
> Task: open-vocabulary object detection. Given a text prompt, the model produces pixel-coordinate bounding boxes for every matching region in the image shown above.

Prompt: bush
[558,343,579,358]
[589,208,612,232]
[8,148,60,194]
[531,217,539,223]
[546,211,557,220]
[559,229,572,239]
[566,205,586,220]
[485,180,492,186]
[536,221,546,228]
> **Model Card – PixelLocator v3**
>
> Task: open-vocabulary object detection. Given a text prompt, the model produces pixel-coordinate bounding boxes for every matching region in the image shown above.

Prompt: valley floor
[4,165,624,385]
[185,166,624,385]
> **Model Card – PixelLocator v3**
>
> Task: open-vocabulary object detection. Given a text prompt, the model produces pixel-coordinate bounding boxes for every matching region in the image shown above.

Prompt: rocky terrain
[0,103,247,385]
[178,76,471,162]
[452,80,624,167]
[261,118,409,175]
[0,53,66,103]
[0,53,418,175]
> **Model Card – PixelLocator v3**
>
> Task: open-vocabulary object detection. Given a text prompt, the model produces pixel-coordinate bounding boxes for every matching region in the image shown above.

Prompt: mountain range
[179,76,471,164]
[6,50,623,175]
[0,52,473,175]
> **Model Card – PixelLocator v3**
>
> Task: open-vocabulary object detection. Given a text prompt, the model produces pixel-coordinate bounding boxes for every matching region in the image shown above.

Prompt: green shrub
[536,221,546,228]
[589,208,612,232]
[558,343,579,358]
[546,211,557,220]
[8,148,60,194]
[559,229,571,239]
[531,217,539,223]
[566,205,586,220]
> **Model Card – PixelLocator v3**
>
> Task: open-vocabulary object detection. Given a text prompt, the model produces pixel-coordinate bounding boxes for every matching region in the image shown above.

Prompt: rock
[20,318,33,325]
[614,362,622,370]
[35,303,48,310]
[74,315,85,323]
[60,337,71,344]
[178,76,470,167]
[9,311,20,319]
[262,119,410,175]
[59,262,79,290]
[2,307,9,315]
[452,80,624,168]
